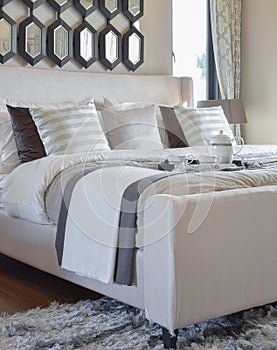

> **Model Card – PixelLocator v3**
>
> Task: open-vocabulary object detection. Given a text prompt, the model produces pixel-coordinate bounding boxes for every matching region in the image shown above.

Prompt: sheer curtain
[210,0,242,135]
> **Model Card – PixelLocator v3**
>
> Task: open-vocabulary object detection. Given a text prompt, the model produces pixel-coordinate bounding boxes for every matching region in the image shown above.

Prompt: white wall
[140,0,172,75]
[2,0,172,75]
[241,0,277,144]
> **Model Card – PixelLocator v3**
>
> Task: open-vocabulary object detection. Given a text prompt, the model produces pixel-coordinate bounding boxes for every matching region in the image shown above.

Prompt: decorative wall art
[0,0,144,71]
[0,2,17,64]
[19,14,46,66]
[122,0,144,71]
[74,0,98,68]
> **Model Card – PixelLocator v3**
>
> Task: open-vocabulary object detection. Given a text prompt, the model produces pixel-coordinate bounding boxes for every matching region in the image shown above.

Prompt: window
[172,0,207,104]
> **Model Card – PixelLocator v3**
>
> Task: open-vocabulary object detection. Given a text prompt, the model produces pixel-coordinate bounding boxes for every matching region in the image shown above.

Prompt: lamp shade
[197,99,247,124]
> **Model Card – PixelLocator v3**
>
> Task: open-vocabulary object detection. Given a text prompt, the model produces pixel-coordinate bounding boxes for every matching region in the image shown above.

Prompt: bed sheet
[0,174,9,208]
[2,144,276,224]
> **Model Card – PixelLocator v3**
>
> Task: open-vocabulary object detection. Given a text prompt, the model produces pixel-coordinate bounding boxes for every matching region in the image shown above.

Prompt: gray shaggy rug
[1,297,277,350]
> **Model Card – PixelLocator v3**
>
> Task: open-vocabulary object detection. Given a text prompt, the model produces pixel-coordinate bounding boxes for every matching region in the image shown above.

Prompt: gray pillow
[101,104,164,150]
[159,106,188,148]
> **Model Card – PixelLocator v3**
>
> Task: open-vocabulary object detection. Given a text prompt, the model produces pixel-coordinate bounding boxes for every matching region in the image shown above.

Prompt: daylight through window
[172,0,207,105]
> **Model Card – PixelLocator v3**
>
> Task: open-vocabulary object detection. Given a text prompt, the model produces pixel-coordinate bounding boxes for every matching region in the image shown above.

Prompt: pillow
[173,105,235,146]
[6,106,46,163]
[30,104,110,155]
[103,97,170,148]
[159,106,188,148]
[0,98,94,172]
[103,96,122,108]
[100,104,164,150]
[0,117,19,173]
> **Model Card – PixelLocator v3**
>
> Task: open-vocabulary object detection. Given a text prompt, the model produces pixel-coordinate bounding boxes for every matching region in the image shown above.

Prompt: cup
[174,154,195,172]
[178,154,194,165]
[198,154,221,165]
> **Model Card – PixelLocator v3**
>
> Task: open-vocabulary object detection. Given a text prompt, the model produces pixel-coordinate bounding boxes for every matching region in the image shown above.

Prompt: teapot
[206,130,244,164]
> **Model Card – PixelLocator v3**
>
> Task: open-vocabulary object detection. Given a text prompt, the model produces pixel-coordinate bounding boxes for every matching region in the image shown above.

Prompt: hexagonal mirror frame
[21,0,46,10]
[19,16,46,66]
[73,0,98,17]
[48,0,72,13]
[99,24,122,70]
[47,18,73,67]
[74,21,98,68]
[123,27,143,71]
[122,0,143,23]
[99,0,121,20]
[0,11,16,64]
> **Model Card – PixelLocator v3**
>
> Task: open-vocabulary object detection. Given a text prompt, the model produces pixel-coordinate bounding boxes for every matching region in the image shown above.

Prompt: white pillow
[174,105,235,146]
[30,103,110,155]
[103,97,170,148]
[0,98,94,173]
[101,103,164,150]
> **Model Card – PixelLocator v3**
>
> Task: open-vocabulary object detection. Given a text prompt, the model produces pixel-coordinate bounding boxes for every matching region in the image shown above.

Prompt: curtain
[206,0,220,100]
[210,0,241,99]
[210,0,242,136]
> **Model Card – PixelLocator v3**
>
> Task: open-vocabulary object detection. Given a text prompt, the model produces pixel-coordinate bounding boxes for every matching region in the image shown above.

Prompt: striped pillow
[30,104,110,155]
[174,106,235,146]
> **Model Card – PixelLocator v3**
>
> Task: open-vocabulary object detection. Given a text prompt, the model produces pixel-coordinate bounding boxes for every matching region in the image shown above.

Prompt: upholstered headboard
[0,66,194,108]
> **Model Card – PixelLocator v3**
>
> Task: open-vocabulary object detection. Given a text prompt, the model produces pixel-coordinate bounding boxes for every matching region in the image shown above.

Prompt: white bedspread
[3,145,277,283]
[3,145,277,224]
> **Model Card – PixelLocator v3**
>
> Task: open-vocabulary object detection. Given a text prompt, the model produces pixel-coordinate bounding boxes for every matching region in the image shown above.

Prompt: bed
[1,66,277,349]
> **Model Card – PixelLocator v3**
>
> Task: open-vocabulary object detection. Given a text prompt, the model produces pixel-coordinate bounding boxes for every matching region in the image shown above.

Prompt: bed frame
[1,66,277,349]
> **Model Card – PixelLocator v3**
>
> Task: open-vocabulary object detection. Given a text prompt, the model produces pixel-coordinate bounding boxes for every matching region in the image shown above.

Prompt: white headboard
[0,66,194,109]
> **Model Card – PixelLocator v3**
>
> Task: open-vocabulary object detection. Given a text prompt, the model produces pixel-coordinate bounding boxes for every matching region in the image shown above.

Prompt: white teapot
[207,130,244,164]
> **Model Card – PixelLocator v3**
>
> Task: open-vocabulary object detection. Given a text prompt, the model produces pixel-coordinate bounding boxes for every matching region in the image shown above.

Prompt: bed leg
[162,327,178,349]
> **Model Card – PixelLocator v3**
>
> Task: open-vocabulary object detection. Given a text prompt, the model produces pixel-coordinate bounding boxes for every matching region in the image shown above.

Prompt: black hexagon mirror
[48,0,72,13]
[47,18,73,67]
[99,24,122,70]
[99,0,121,20]
[123,27,143,71]
[19,15,46,66]
[0,12,17,64]
[74,21,98,68]
[123,0,143,22]
[73,0,98,17]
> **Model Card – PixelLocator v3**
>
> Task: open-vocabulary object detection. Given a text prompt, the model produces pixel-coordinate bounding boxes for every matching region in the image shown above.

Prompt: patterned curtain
[210,0,242,135]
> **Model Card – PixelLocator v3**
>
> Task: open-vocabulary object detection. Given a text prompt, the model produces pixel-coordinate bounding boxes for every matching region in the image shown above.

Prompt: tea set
[174,130,245,172]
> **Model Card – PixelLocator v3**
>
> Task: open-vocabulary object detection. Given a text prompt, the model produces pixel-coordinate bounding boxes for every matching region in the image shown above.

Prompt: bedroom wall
[241,0,277,144]
[1,0,172,75]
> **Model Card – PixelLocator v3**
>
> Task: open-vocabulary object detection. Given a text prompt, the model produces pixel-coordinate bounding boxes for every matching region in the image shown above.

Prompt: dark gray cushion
[159,106,188,148]
[6,105,46,163]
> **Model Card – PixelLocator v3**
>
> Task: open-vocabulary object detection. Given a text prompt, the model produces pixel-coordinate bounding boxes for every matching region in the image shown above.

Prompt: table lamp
[196,99,247,124]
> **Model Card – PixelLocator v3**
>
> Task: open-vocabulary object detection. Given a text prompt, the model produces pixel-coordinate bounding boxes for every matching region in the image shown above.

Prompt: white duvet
[3,145,277,283]
[3,144,277,225]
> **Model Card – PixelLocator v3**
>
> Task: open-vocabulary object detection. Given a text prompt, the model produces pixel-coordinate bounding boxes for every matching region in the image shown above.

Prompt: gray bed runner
[55,168,97,266]
[114,172,179,285]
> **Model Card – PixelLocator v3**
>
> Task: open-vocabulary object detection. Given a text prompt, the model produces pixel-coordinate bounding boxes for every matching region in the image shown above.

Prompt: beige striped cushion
[30,104,110,155]
[174,106,235,146]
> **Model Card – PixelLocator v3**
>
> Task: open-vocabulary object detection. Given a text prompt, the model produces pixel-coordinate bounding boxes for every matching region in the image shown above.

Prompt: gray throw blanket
[55,166,178,285]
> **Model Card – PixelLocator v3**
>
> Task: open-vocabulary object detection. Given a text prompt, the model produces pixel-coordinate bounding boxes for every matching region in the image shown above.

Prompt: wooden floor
[0,253,101,315]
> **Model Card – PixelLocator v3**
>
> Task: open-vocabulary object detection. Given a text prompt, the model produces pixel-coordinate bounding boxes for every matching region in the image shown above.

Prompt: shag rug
[1,297,277,350]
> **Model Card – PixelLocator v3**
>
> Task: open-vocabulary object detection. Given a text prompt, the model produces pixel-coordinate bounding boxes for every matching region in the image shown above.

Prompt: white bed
[1,66,277,349]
